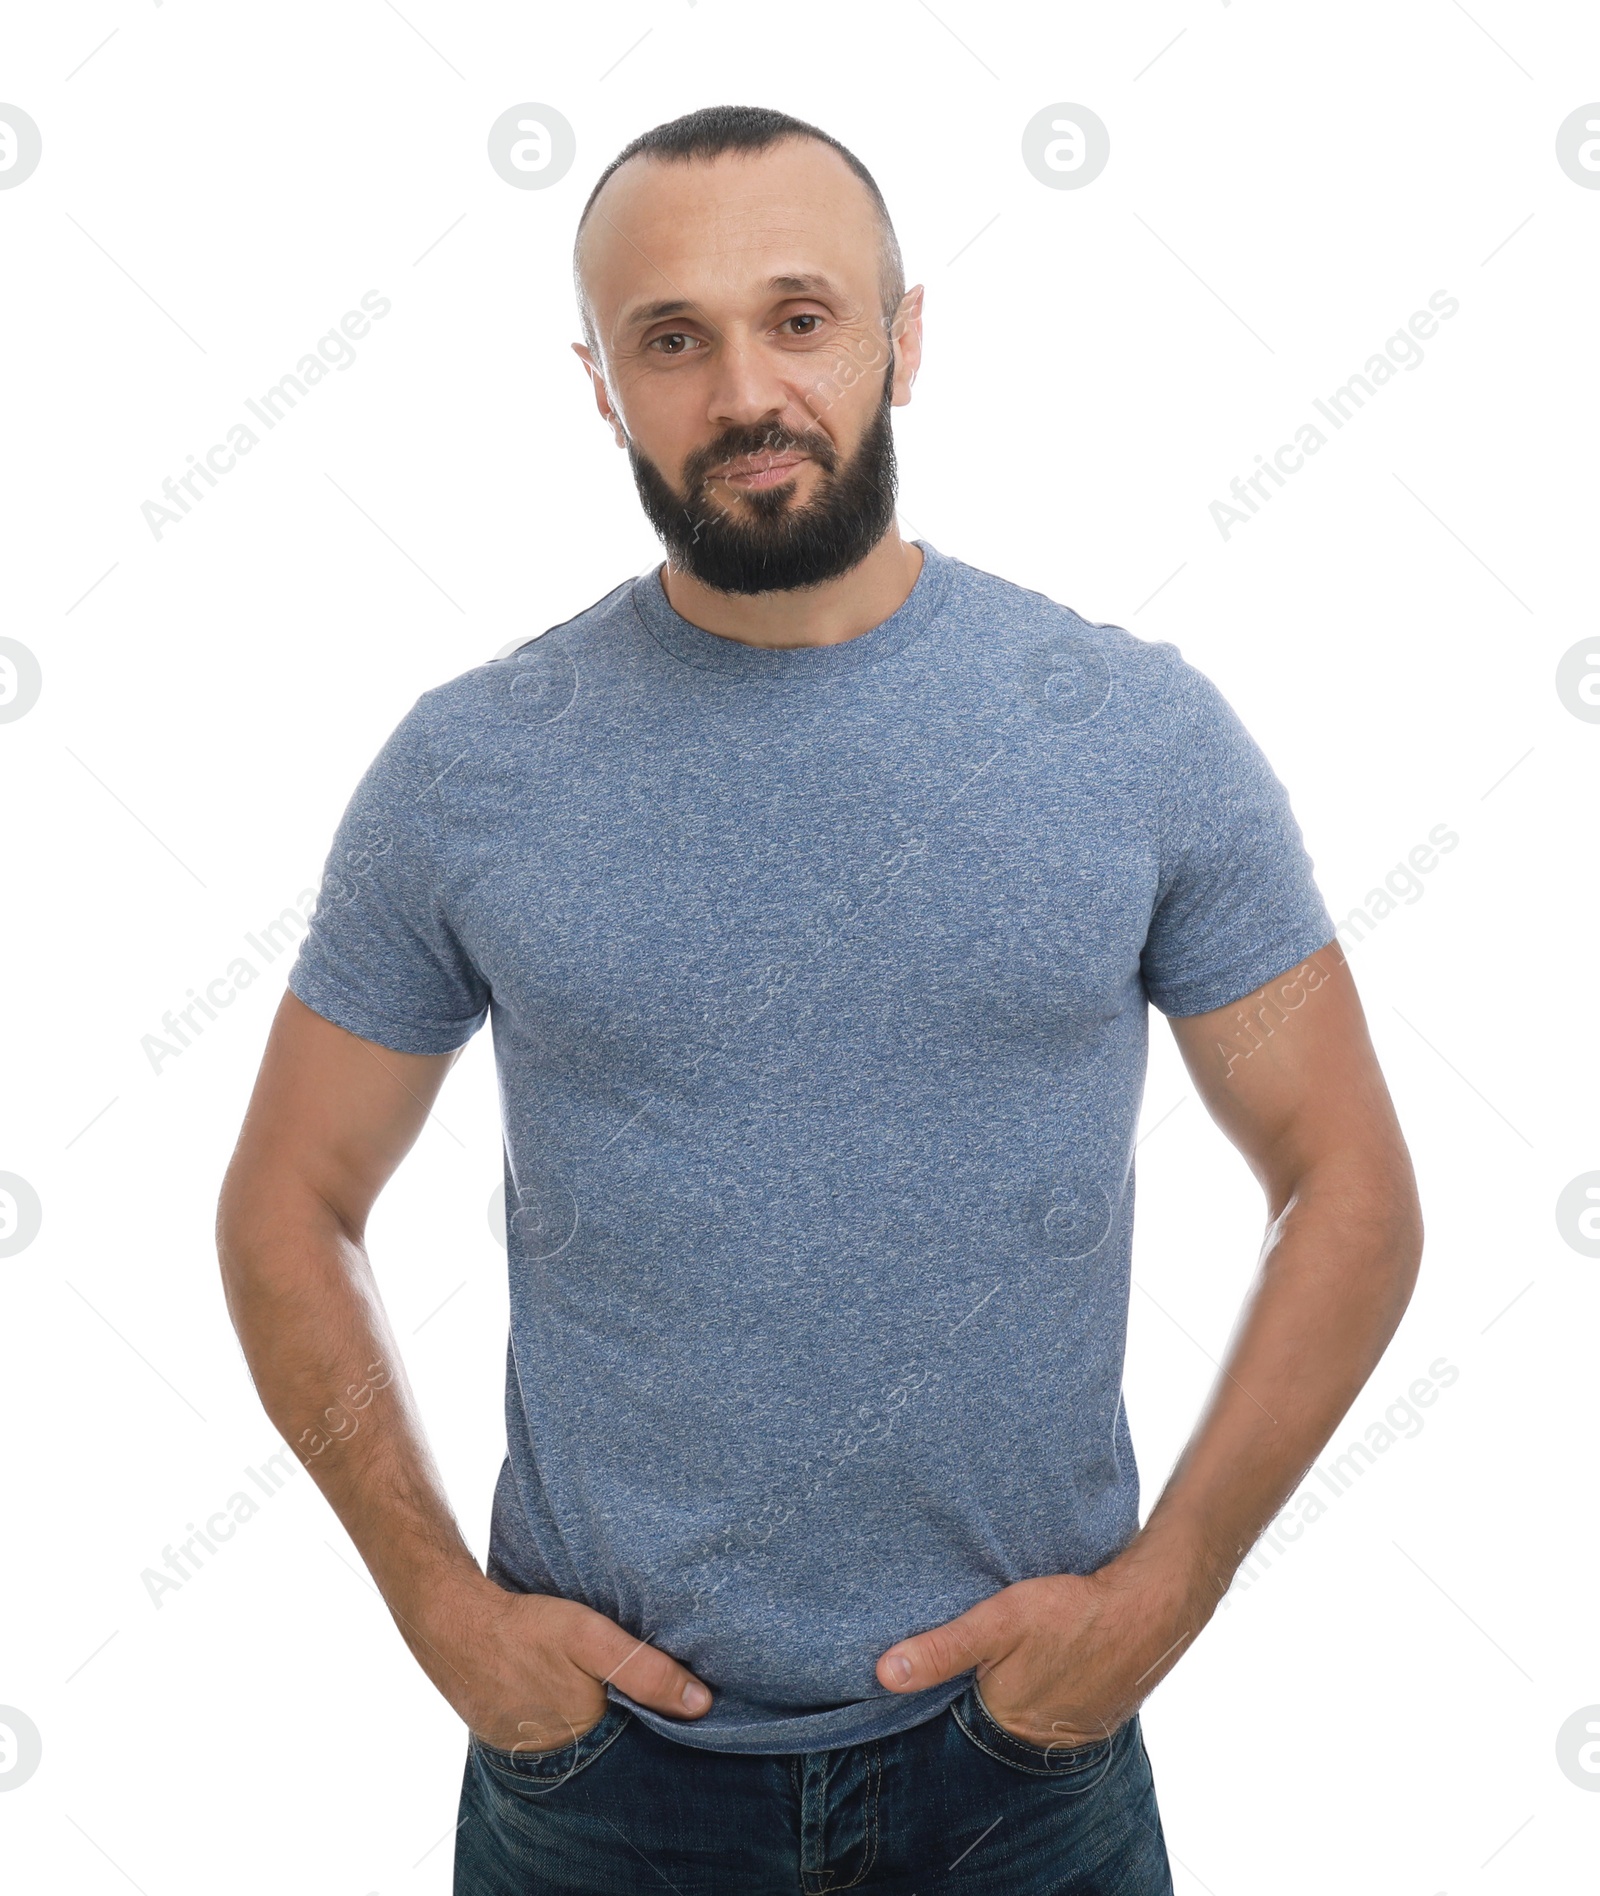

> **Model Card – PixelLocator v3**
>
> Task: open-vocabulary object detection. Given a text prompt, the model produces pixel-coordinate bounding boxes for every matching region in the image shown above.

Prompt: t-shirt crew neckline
[631,539,950,677]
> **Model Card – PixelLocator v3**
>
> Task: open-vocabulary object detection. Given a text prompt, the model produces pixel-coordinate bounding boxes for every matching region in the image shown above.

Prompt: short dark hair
[573,104,905,344]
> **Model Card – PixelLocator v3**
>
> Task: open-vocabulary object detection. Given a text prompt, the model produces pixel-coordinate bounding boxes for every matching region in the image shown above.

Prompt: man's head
[571,106,922,595]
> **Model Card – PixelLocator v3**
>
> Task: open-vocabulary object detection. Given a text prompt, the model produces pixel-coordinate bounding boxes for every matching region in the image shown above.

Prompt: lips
[713,451,807,487]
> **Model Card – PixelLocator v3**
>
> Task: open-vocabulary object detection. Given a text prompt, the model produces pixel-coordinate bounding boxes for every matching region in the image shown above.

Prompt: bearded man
[218,104,1421,1896]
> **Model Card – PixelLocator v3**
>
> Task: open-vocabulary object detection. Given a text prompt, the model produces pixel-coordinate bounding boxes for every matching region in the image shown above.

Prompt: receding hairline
[572,132,906,345]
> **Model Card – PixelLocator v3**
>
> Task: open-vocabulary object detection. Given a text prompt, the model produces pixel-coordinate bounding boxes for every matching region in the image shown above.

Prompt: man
[218,105,1422,1894]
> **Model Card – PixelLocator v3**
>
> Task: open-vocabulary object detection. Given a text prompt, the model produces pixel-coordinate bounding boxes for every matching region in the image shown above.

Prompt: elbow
[1349,1151,1425,1318]
[215,1152,266,1282]
[1273,1145,1424,1314]
[214,1164,262,1323]
[1392,1174,1425,1305]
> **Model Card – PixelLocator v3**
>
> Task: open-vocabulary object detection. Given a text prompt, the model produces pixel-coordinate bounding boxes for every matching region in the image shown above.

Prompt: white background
[3,3,1598,1892]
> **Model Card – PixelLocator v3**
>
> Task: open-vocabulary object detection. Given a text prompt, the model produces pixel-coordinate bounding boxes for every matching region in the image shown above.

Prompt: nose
[704,336,789,434]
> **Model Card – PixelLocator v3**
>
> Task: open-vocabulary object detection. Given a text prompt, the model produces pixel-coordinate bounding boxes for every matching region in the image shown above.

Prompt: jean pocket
[951,1679,1120,1779]
[469,1700,632,1794]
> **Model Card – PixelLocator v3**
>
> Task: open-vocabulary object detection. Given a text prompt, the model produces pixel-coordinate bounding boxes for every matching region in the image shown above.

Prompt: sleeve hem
[1146,921,1337,1020]
[287,965,486,1056]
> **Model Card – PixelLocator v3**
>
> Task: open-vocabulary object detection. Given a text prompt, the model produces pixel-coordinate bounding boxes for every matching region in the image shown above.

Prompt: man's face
[573,139,922,594]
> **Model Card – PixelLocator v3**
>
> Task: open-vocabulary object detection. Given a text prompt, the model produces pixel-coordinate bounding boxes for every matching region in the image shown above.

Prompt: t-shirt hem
[1145,919,1337,1019]
[287,964,486,1056]
[612,1674,968,1755]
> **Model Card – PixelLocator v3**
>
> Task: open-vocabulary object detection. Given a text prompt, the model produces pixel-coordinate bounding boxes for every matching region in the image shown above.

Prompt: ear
[888,285,925,407]
[571,342,628,449]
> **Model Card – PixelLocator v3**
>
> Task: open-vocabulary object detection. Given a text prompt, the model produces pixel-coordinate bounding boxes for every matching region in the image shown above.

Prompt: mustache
[625,361,898,595]
[682,421,839,492]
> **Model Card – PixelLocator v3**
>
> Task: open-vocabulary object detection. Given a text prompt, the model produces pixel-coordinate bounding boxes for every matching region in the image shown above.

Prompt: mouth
[711,451,808,491]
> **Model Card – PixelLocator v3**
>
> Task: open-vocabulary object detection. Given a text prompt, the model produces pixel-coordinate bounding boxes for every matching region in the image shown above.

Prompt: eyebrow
[622,273,846,331]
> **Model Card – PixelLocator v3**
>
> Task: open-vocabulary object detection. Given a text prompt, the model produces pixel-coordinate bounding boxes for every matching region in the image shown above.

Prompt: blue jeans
[454,1680,1174,1893]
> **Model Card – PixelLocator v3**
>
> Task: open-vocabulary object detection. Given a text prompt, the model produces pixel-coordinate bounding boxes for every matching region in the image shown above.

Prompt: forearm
[216,1180,486,1645]
[1124,1154,1423,1612]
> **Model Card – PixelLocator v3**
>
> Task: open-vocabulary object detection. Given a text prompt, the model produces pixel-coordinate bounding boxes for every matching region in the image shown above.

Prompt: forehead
[577,138,884,330]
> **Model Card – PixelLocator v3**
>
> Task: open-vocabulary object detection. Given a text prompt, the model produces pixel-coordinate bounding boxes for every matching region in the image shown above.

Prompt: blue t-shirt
[288,542,1333,1754]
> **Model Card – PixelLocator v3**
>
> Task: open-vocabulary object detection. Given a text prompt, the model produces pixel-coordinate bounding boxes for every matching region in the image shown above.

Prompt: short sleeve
[1140,652,1334,1018]
[287,701,490,1054]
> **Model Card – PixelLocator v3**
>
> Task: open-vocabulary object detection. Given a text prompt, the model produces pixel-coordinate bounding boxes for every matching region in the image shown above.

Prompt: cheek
[613,370,703,450]
[797,362,886,442]
[796,332,878,409]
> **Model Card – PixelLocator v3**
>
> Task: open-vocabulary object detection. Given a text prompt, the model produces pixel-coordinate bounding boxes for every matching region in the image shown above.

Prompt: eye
[647,332,700,355]
[782,313,824,337]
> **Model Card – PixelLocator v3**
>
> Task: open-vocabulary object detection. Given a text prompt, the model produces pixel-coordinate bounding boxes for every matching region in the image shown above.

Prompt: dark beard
[626,365,899,595]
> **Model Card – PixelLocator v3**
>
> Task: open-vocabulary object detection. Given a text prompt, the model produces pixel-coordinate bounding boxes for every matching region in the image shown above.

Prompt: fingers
[878,1597,1005,1694]
[571,1607,713,1721]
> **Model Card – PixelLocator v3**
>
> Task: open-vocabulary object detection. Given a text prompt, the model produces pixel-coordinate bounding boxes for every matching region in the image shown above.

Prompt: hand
[875,1554,1208,1750]
[403,1576,713,1754]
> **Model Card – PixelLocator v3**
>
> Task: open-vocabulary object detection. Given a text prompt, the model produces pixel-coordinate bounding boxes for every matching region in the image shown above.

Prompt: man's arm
[1132,939,1422,1606]
[876,941,1423,1743]
[217,991,713,1751]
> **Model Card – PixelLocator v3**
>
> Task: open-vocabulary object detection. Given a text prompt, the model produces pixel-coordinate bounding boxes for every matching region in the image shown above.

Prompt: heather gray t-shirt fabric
[288,541,1334,1754]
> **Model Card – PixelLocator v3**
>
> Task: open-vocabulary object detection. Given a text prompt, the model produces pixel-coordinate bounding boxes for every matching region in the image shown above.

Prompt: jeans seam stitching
[974,1676,1114,1765]
[832,1741,882,1891]
[954,1690,1114,1779]
[951,1699,1059,1777]
[474,1706,632,1785]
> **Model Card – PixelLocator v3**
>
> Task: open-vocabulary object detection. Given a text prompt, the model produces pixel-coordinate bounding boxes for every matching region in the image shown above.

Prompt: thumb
[575,1610,713,1720]
[877,1596,1007,1694]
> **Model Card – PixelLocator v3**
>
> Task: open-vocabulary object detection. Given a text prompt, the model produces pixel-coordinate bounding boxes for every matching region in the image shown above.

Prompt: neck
[660,528,924,651]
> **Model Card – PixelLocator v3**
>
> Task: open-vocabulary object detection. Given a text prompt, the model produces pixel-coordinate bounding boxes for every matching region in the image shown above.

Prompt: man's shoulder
[939,551,1207,717]
[410,572,642,726]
